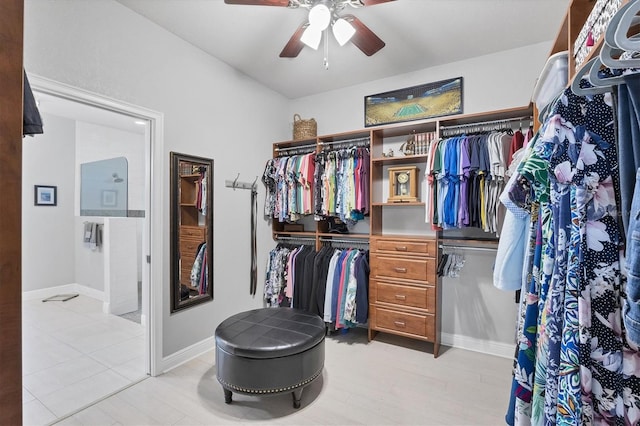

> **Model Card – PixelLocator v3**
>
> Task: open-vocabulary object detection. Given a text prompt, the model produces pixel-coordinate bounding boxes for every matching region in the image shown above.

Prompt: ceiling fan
[224,0,395,58]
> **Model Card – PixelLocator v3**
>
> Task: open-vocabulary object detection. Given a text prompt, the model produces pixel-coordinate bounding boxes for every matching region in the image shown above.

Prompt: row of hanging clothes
[181,163,209,215]
[190,243,208,296]
[262,149,316,223]
[437,247,466,278]
[195,168,208,216]
[497,2,640,424]
[313,141,370,225]
[262,139,370,226]
[264,238,369,328]
[425,125,534,235]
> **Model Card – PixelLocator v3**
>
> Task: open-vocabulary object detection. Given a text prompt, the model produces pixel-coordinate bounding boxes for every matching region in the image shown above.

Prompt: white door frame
[28,74,164,376]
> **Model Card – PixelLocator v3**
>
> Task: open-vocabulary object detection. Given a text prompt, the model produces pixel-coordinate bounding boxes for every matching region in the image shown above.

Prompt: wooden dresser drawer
[180,225,206,241]
[181,266,193,284]
[181,239,203,258]
[371,307,435,339]
[371,238,436,257]
[372,280,436,312]
[371,254,435,283]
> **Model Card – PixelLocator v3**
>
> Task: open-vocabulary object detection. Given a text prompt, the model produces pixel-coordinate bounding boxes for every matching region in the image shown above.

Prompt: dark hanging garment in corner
[23,71,43,136]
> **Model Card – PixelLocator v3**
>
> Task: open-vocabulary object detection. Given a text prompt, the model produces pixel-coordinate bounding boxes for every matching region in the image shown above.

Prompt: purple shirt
[458,137,471,227]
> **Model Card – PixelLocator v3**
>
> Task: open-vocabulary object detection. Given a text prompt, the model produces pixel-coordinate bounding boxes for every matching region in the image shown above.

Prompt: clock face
[397,172,409,184]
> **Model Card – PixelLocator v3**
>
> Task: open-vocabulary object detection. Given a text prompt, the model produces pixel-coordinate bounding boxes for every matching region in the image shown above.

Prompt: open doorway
[21,81,154,425]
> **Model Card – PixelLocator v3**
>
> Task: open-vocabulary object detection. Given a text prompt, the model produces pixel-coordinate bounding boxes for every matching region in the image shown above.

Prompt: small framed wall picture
[34,185,57,206]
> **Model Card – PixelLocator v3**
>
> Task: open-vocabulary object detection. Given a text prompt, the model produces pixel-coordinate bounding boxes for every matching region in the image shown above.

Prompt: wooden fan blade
[361,0,396,5]
[343,14,385,56]
[224,0,290,6]
[280,22,309,58]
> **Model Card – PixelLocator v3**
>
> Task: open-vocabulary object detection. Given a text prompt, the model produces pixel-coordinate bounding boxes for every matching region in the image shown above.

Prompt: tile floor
[52,327,514,425]
[22,295,146,426]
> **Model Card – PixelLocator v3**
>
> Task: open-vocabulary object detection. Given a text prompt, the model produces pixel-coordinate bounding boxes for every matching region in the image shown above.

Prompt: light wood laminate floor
[52,328,513,425]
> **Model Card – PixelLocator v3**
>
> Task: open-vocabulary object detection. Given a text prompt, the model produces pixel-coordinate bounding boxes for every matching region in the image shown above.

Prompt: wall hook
[233,173,240,190]
[225,174,258,191]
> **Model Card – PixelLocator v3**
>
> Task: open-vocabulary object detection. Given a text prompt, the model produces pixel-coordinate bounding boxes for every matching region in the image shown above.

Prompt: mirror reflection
[170,152,214,312]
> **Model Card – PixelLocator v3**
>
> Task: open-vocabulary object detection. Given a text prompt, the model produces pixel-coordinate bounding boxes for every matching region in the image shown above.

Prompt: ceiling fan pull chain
[323,29,329,70]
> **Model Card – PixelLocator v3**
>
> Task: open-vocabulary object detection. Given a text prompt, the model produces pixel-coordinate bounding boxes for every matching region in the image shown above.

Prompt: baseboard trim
[23,283,105,302]
[440,332,514,359]
[160,336,215,374]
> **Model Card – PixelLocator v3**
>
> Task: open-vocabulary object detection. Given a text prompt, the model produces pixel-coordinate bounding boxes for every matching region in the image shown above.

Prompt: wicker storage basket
[292,114,317,140]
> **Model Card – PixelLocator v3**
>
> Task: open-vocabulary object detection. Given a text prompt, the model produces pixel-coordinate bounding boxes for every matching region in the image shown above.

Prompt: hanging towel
[83,222,102,250]
[83,222,93,243]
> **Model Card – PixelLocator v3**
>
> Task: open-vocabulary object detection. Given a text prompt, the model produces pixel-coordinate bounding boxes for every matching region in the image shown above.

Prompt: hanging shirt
[457,137,471,227]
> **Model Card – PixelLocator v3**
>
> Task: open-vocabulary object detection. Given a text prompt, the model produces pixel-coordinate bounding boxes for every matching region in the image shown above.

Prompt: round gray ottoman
[215,307,325,408]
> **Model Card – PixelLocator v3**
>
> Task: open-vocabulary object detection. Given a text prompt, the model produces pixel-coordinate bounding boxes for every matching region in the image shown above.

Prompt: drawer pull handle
[395,267,407,273]
[395,294,406,300]
[395,246,407,251]
[394,321,406,327]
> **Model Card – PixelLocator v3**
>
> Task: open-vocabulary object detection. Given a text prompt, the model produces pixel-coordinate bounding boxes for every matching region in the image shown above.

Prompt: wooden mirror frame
[170,152,214,313]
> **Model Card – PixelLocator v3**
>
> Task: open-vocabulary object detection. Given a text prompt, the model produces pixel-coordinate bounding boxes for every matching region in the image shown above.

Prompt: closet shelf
[546,0,618,83]
[180,203,197,208]
[372,154,427,165]
[180,173,201,180]
[372,202,426,207]
[370,233,434,240]
[438,238,498,249]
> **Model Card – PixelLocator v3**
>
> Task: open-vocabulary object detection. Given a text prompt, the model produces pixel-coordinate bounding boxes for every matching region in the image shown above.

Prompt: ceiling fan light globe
[308,4,331,30]
[301,26,322,50]
[332,17,355,46]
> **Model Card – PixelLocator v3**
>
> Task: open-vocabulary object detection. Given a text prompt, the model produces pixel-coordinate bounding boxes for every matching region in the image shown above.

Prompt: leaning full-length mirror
[170,152,214,312]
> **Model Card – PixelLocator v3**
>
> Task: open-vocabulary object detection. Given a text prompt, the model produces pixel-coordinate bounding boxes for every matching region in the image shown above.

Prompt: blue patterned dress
[508,87,640,425]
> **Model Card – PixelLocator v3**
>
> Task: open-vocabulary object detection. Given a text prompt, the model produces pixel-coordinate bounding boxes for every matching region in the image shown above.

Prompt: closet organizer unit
[369,121,439,356]
[179,169,207,292]
[269,105,532,358]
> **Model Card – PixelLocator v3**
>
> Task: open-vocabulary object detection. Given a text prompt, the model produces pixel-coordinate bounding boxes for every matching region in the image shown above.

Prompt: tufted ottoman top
[215,308,325,359]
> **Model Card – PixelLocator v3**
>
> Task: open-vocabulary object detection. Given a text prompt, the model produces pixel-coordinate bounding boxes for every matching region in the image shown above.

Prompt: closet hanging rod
[275,235,316,241]
[318,138,370,147]
[319,237,370,245]
[439,244,497,253]
[274,144,317,153]
[440,116,533,133]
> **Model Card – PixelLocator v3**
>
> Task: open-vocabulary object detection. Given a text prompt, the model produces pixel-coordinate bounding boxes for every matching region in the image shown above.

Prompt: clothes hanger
[613,0,640,52]
[588,55,626,88]
[599,39,640,69]
[606,0,638,46]
[600,0,640,70]
[571,57,612,96]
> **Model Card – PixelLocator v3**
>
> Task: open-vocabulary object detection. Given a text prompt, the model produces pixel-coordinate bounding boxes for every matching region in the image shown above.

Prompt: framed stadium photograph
[364,77,463,127]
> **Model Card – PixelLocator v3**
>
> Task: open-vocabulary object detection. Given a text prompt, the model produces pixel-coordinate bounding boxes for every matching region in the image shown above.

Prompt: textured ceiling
[118,0,568,99]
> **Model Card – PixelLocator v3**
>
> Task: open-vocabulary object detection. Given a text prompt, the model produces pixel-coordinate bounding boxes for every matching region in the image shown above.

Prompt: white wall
[288,41,552,135]
[22,113,77,292]
[24,0,289,358]
[440,252,518,354]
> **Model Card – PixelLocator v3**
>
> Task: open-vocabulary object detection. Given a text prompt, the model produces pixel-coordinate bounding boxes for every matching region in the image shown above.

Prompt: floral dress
[507,87,640,425]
